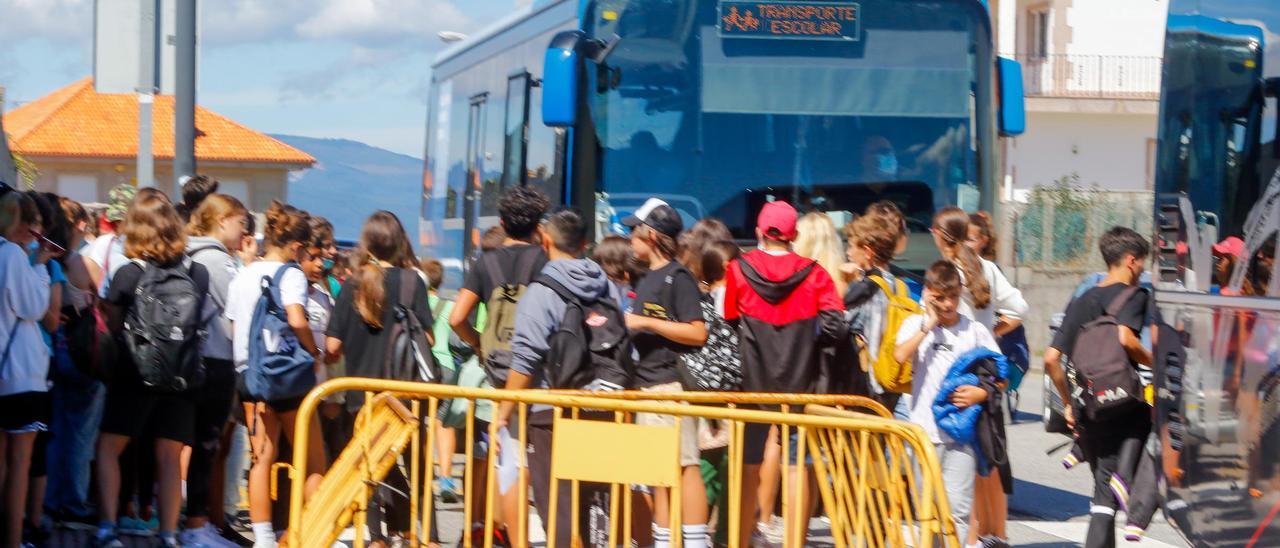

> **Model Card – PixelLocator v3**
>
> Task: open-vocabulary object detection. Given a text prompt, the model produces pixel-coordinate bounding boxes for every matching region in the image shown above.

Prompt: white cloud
[0,0,93,43]
[200,0,476,102]
[296,0,471,44]
[201,0,473,47]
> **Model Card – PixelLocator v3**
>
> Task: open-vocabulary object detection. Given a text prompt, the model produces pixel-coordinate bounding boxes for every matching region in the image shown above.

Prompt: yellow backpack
[867,274,922,394]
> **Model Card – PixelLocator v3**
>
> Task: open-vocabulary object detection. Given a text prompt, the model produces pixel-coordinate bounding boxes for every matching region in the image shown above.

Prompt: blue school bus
[1152,0,1280,543]
[418,0,1026,285]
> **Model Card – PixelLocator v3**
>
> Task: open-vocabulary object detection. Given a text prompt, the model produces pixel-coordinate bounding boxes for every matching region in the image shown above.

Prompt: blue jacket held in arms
[933,348,1009,444]
[934,347,1013,492]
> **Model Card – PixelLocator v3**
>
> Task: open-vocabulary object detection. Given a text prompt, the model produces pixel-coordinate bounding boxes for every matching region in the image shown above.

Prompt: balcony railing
[1017,54,1163,100]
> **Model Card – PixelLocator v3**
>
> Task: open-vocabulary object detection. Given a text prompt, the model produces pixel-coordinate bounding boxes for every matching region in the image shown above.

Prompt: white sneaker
[180,523,240,548]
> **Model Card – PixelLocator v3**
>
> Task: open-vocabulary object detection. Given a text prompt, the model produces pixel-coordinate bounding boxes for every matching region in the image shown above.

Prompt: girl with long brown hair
[931,207,1026,330]
[95,193,210,547]
[931,206,1027,548]
[967,211,999,261]
[224,201,325,548]
[325,210,434,547]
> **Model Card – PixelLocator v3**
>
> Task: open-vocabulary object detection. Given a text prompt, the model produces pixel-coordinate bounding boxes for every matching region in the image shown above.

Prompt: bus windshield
[586,0,989,243]
[1156,13,1279,296]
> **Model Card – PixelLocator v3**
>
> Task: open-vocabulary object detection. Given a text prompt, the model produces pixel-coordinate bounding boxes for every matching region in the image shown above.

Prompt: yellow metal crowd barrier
[284,378,959,548]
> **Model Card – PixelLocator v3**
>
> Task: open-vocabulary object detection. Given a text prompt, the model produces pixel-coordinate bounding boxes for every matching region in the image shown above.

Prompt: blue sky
[0,0,519,158]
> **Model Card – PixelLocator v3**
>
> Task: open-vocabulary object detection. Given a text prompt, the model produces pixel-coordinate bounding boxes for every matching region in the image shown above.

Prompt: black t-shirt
[1050,283,1149,356]
[326,267,433,382]
[462,244,548,302]
[107,260,211,381]
[630,261,704,387]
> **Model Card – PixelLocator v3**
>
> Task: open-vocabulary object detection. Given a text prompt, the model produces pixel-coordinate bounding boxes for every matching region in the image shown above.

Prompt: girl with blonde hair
[181,194,248,543]
[795,212,848,296]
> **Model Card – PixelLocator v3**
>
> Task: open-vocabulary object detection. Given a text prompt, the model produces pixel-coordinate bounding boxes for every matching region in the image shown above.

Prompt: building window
[1028,9,1050,60]
[56,174,98,204]
[220,179,250,207]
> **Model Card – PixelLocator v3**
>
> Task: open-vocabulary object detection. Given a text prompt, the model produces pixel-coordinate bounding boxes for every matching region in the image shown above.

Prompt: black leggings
[367,466,412,541]
[364,423,439,543]
[1082,408,1152,548]
[186,360,237,519]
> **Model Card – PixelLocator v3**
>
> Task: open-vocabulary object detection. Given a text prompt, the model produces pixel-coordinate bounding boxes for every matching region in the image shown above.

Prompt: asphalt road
[1003,367,1189,547]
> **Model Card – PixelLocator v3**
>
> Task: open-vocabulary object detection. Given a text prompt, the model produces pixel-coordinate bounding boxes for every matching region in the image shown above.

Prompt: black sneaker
[980,535,1011,548]
[22,521,51,548]
[220,524,254,547]
[54,511,99,532]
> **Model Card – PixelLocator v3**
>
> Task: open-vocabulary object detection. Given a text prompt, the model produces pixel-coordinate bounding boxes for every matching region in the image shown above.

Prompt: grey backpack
[123,259,206,392]
[1071,286,1144,421]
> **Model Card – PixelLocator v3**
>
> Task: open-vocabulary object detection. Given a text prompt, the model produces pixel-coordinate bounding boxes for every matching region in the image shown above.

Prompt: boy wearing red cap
[722,200,846,546]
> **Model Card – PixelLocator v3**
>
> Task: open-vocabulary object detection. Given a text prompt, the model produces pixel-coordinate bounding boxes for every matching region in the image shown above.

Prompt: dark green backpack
[477,251,543,385]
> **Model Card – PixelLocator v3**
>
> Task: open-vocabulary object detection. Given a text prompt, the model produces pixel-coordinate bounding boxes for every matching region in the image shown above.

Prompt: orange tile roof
[3,78,314,166]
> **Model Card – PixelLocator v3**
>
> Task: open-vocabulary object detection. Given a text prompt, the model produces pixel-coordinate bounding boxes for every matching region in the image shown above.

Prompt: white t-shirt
[957,258,1028,330]
[225,261,308,368]
[896,314,1000,444]
[86,234,128,298]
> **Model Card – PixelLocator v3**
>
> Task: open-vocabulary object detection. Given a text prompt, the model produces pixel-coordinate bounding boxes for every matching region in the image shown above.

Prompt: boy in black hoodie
[723,200,846,547]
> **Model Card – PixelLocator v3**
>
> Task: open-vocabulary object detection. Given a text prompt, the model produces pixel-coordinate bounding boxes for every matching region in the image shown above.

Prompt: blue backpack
[244,264,316,402]
[998,325,1030,392]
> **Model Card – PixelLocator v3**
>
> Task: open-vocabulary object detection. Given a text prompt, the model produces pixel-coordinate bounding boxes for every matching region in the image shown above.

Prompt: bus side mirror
[543,30,585,128]
[997,57,1026,137]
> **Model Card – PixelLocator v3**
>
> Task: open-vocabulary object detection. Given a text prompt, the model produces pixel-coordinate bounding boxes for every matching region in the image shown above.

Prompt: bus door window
[526,79,564,206]
[465,93,489,263]
[502,71,532,191]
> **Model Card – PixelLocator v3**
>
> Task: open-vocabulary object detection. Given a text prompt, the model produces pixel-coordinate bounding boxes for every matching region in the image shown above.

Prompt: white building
[992,0,1169,195]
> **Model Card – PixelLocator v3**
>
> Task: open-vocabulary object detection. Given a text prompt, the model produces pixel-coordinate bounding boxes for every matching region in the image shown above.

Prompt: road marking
[1013,520,1183,547]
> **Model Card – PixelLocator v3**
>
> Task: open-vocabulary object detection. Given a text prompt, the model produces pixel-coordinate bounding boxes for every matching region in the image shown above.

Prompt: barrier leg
[410,400,421,547]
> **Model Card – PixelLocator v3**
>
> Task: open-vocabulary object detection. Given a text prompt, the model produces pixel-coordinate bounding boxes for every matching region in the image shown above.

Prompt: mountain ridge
[275,133,423,242]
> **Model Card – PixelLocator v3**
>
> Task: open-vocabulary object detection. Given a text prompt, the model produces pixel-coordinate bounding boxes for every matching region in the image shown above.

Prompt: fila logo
[1096,387,1128,404]
[585,312,608,327]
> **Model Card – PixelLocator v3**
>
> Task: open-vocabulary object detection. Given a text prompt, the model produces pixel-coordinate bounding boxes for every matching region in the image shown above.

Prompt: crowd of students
[0,177,1159,548]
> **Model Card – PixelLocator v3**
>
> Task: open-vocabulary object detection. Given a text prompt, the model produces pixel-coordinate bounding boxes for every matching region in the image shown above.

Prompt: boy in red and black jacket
[723,200,846,547]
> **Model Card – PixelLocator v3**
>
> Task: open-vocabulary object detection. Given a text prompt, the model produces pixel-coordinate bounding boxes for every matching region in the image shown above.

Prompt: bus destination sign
[719,1,860,42]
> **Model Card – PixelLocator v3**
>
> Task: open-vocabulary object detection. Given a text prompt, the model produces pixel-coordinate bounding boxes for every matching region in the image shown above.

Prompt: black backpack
[536,275,633,390]
[1070,286,1145,420]
[62,296,117,383]
[123,259,206,392]
[677,294,742,391]
[385,269,441,383]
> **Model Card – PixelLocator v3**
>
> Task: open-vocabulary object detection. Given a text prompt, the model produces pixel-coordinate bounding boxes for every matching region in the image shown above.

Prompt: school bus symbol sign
[719,1,861,41]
